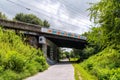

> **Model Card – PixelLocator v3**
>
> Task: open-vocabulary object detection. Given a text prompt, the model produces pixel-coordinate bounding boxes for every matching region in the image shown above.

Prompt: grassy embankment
[71,58,97,80]
[73,46,120,80]
[0,27,48,80]
[81,47,120,80]
[73,63,97,80]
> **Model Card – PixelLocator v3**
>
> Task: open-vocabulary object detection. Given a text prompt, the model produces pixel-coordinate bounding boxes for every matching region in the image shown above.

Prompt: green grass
[72,46,120,80]
[73,63,97,80]
[0,27,48,80]
[81,47,120,80]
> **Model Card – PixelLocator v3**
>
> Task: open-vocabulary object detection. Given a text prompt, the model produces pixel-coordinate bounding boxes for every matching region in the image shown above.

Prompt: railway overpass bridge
[0,18,87,62]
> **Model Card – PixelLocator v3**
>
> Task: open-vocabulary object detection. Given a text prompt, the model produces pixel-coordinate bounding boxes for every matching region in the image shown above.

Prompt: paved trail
[25,61,74,80]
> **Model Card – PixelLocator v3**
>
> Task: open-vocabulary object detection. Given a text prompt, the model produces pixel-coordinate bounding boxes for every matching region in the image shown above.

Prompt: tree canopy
[0,12,7,19]
[88,0,120,48]
[43,20,50,28]
[14,13,50,28]
[73,0,120,61]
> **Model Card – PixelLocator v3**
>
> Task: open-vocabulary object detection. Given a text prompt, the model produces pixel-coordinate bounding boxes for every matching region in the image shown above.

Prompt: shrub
[0,27,48,80]
[81,47,120,80]
[26,62,38,75]
[0,66,4,73]
[35,56,48,71]
[0,70,20,80]
[3,51,26,72]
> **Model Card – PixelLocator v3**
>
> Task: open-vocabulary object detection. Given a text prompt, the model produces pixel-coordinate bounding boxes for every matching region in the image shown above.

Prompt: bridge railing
[41,28,87,40]
[0,18,87,40]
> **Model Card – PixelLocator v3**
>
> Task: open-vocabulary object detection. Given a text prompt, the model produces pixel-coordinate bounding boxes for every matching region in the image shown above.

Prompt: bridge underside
[40,33,87,49]
[0,18,88,63]
[46,37,86,49]
[0,19,87,49]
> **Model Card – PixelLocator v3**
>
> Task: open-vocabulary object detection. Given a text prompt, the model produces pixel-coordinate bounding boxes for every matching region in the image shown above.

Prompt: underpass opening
[43,35,87,63]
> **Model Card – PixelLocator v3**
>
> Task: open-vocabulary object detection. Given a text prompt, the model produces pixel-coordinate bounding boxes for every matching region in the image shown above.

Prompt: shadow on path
[56,59,77,65]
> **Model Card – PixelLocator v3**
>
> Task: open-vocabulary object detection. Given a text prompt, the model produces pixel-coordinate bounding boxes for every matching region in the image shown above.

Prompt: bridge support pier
[42,44,47,58]
[24,35,60,63]
[39,36,59,62]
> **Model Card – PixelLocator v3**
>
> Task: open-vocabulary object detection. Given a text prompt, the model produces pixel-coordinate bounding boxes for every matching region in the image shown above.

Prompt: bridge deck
[0,18,42,32]
[0,18,87,49]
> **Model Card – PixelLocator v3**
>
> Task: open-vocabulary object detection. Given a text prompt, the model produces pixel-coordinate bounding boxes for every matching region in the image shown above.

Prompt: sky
[0,0,99,34]
[0,0,99,51]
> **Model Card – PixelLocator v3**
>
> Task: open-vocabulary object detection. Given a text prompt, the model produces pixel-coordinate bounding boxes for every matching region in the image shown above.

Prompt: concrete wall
[26,35,59,62]
[46,39,59,61]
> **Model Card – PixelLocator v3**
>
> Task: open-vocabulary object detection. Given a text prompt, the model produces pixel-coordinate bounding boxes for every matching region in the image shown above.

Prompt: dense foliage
[89,0,120,48]
[43,20,50,28]
[14,13,50,28]
[73,64,97,80]
[81,47,120,80]
[72,44,100,62]
[0,27,48,80]
[77,0,120,80]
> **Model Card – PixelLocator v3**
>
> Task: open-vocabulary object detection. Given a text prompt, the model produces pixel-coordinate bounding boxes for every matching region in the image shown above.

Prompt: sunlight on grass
[70,57,97,80]
[73,64,97,80]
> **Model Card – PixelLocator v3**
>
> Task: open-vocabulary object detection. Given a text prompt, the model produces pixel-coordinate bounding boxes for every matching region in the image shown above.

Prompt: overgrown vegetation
[73,0,120,80]
[81,47,120,80]
[73,64,97,80]
[0,27,48,80]
[73,46,97,61]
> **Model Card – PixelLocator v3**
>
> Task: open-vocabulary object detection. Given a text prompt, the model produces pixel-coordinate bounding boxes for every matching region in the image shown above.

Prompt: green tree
[59,49,68,59]
[14,13,45,27]
[88,27,107,50]
[89,0,120,48]
[0,12,7,19]
[43,20,50,28]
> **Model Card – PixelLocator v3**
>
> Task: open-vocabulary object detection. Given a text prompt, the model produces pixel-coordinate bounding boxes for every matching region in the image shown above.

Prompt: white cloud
[33,0,60,15]
[0,0,97,34]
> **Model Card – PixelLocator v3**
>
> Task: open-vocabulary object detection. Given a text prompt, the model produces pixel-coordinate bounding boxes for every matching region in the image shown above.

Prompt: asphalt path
[25,60,74,80]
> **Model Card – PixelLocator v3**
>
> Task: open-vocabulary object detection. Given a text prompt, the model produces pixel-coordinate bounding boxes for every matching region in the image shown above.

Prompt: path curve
[25,61,74,80]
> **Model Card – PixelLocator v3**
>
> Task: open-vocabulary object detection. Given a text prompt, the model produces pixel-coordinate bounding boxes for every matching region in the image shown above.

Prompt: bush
[0,27,48,80]
[35,56,48,70]
[3,51,26,72]
[81,47,120,80]
[25,61,39,75]
[0,66,4,73]
[0,70,20,80]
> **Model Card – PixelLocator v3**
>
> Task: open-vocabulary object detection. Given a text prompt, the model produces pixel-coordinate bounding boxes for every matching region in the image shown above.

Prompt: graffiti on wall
[41,28,87,40]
